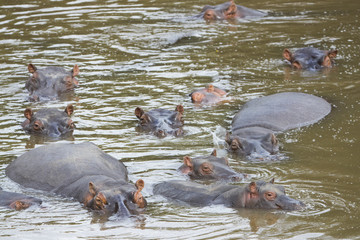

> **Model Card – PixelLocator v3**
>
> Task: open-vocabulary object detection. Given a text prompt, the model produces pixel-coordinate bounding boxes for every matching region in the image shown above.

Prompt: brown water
[0,0,359,239]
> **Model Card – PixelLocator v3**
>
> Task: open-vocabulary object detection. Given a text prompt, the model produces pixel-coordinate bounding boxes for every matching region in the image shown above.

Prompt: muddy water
[0,0,359,239]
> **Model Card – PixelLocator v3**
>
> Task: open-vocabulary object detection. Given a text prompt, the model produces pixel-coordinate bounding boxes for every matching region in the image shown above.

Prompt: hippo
[6,142,147,217]
[225,92,331,157]
[283,47,337,70]
[0,188,42,210]
[26,64,79,101]
[153,179,305,210]
[178,149,246,181]
[195,0,266,22]
[189,85,227,105]
[22,104,75,138]
[135,105,184,137]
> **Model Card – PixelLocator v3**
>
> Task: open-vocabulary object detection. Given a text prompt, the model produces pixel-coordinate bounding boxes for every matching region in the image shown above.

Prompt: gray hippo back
[227,92,331,157]
[6,142,128,191]
[232,92,331,132]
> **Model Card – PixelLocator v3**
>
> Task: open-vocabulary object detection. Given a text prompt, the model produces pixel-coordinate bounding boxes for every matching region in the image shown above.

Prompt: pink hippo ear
[210,149,217,157]
[88,182,98,196]
[328,49,337,59]
[183,156,193,169]
[28,64,37,73]
[65,104,74,116]
[225,0,237,18]
[282,49,293,62]
[207,84,215,92]
[72,64,79,77]
[249,182,259,199]
[292,61,302,69]
[135,107,145,119]
[24,108,33,120]
[133,179,147,208]
[175,105,184,114]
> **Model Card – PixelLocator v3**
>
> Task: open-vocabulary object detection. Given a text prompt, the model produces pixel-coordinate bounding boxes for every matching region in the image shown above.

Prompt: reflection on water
[0,0,360,239]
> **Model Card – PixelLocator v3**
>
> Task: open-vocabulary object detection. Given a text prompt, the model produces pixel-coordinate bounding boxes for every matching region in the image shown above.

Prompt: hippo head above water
[135,105,184,137]
[190,85,227,105]
[83,179,147,216]
[283,47,337,70]
[26,64,79,101]
[198,0,266,22]
[22,104,75,138]
[178,149,246,181]
[234,179,305,210]
[225,130,279,157]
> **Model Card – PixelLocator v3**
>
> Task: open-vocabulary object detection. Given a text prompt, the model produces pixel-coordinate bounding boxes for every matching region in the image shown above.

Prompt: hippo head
[26,64,79,101]
[135,105,184,137]
[283,48,337,70]
[178,149,245,181]
[202,0,239,21]
[22,104,75,138]
[84,179,147,217]
[225,132,279,157]
[190,85,227,105]
[9,198,42,210]
[244,179,305,210]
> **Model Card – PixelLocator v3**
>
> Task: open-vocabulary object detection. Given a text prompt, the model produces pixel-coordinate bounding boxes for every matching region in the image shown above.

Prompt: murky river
[0,0,359,239]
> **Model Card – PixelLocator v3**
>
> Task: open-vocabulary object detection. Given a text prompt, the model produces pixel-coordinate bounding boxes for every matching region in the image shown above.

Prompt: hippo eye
[265,192,276,201]
[33,122,42,131]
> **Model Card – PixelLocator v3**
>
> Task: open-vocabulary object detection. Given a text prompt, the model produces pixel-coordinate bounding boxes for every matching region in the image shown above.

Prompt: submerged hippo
[190,85,227,105]
[6,142,147,217]
[0,188,42,210]
[22,104,75,138]
[178,149,246,181]
[283,47,337,70]
[226,92,331,157]
[195,0,266,21]
[135,105,184,137]
[26,64,79,101]
[153,179,305,210]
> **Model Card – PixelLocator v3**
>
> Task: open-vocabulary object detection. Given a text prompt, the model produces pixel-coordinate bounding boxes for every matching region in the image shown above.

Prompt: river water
[0,0,359,239]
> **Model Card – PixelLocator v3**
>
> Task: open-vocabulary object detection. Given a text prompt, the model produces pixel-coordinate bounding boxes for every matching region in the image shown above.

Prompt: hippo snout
[276,195,306,211]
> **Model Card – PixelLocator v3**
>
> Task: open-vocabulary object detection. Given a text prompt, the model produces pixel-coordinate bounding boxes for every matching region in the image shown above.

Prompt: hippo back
[6,142,128,191]
[232,92,331,132]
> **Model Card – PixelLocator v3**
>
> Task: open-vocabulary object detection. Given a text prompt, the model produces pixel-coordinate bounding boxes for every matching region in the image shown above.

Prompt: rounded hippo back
[6,142,128,191]
[232,92,331,132]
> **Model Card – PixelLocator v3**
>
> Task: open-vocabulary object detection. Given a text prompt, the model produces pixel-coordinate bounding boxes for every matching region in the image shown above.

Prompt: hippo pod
[26,64,79,101]
[0,188,42,210]
[283,47,337,70]
[135,105,184,137]
[189,85,227,105]
[6,142,147,217]
[226,92,331,157]
[153,179,305,210]
[178,149,246,181]
[22,104,75,138]
[196,0,266,22]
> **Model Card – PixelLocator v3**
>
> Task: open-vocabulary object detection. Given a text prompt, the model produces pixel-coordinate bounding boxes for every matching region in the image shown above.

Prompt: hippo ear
[65,104,74,116]
[24,108,33,120]
[28,64,37,73]
[248,182,259,198]
[266,133,278,145]
[207,84,215,92]
[210,149,217,156]
[72,64,79,77]
[88,182,98,196]
[183,156,193,169]
[282,49,293,62]
[135,107,144,119]
[269,178,275,184]
[225,0,237,17]
[135,179,145,192]
[175,105,184,114]
[292,61,302,69]
[328,49,337,59]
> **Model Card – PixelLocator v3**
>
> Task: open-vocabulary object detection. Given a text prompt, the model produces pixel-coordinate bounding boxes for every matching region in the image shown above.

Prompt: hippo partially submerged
[0,188,42,210]
[226,92,331,157]
[178,149,246,181]
[195,0,266,22]
[6,142,146,217]
[283,47,337,70]
[189,85,227,105]
[22,104,75,138]
[153,179,305,210]
[26,64,79,101]
[135,105,184,137]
